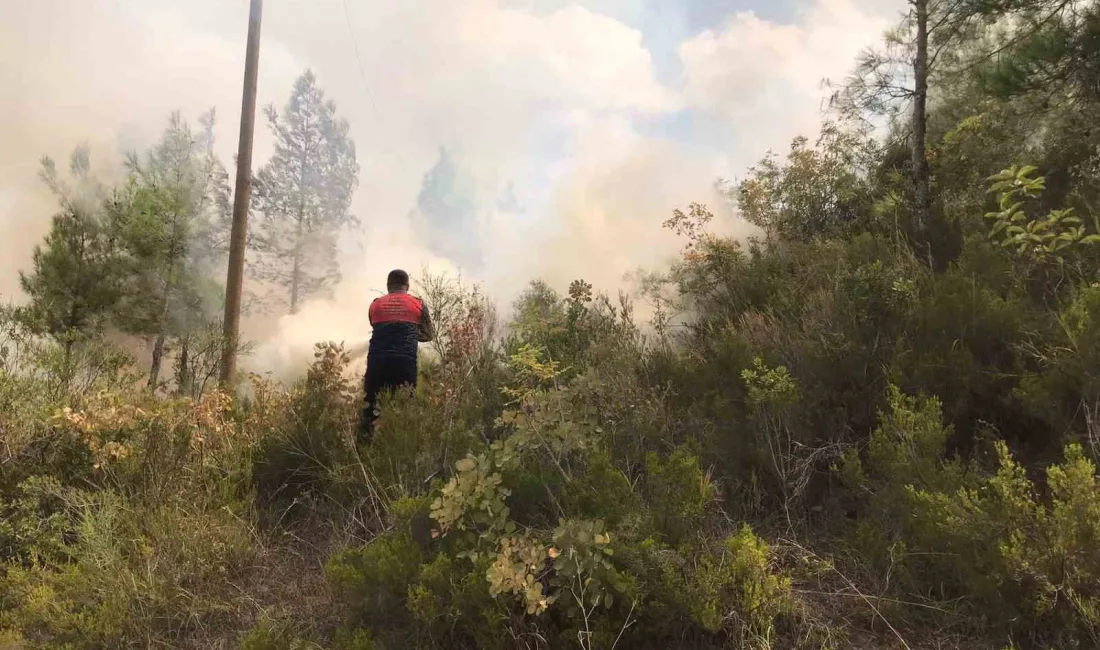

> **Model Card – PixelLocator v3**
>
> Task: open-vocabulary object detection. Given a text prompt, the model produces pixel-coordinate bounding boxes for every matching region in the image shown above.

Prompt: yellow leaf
[455,457,477,472]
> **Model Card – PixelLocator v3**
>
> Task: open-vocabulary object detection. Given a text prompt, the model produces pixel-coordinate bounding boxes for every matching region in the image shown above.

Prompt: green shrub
[325,530,424,629]
[0,476,74,565]
[252,343,358,516]
[405,553,507,649]
[644,446,716,546]
[0,489,256,648]
[238,618,321,650]
[609,527,791,647]
[561,453,638,528]
[842,383,1100,644]
[367,386,480,499]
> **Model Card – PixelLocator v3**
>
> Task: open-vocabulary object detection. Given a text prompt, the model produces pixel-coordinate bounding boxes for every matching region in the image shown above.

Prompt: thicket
[6,1,1100,648]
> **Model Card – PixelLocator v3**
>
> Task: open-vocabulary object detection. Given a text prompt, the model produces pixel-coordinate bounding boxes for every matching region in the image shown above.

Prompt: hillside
[6,1,1100,649]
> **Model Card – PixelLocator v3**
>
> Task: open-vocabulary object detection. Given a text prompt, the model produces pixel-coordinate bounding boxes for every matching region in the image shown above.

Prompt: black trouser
[358,356,417,444]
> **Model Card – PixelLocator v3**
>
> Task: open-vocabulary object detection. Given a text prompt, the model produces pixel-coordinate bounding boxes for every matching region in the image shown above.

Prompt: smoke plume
[0,0,901,382]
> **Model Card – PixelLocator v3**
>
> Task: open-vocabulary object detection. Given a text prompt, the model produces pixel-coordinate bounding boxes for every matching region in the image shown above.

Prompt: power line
[339,0,411,174]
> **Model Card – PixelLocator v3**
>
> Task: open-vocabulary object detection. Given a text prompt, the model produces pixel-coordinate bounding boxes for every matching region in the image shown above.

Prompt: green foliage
[110,110,231,389]
[0,491,255,648]
[238,618,323,650]
[0,304,137,408]
[13,6,1100,647]
[0,476,74,565]
[643,447,716,546]
[840,383,1100,645]
[733,123,878,241]
[252,343,358,515]
[679,526,791,638]
[14,147,129,399]
[560,453,637,528]
[326,530,424,626]
[984,165,1100,269]
[17,205,120,344]
[251,70,361,314]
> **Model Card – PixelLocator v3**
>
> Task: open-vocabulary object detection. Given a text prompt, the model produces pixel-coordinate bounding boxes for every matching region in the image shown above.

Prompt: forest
[3,0,1100,648]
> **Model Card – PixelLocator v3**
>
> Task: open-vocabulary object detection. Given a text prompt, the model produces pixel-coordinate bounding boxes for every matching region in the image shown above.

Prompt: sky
[0,0,905,378]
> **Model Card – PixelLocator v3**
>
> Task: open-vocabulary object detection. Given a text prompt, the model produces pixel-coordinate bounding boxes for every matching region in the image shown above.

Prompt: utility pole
[219,0,263,387]
[911,0,931,237]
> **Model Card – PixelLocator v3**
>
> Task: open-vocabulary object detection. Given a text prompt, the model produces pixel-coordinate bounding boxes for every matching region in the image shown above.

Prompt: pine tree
[912,0,932,235]
[111,110,231,390]
[410,147,481,272]
[18,147,120,373]
[252,70,360,314]
[829,0,995,257]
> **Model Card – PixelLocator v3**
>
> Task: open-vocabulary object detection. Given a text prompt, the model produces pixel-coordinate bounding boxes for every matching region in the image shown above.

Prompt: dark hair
[386,269,410,290]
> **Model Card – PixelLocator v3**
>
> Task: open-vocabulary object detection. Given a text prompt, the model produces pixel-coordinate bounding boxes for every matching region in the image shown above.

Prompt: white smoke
[0,0,902,383]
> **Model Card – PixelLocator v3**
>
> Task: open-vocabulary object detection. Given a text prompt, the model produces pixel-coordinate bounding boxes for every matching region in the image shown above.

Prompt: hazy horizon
[0,0,904,378]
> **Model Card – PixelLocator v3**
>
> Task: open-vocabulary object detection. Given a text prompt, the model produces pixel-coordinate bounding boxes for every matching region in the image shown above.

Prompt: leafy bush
[643,446,716,546]
[840,384,1100,645]
[252,343,358,517]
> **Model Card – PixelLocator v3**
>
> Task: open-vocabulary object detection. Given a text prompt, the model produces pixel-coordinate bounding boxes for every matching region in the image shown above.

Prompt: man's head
[386,269,410,292]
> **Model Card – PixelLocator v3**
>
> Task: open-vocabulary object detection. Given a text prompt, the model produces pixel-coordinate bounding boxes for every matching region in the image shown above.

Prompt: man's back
[367,291,433,362]
[358,270,434,444]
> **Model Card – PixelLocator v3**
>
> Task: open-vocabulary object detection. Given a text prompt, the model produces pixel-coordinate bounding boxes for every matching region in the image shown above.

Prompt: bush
[643,446,716,546]
[238,618,324,650]
[840,384,1100,645]
[0,476,74,565]
[252,343,359,518]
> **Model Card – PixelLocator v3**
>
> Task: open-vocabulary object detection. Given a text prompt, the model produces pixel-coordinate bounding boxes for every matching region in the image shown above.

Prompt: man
[358,269,434,444]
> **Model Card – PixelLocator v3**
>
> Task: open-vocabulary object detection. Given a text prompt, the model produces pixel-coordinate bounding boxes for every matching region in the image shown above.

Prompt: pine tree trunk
[147,275,174,391]
[290,248,301,315]
[62,302,79,391]
[175,337,191,397]
[148,331,167,391]
[290,204,303,314]
[289,112,310,315]
[912,0,932,236]
[61,229,87,391]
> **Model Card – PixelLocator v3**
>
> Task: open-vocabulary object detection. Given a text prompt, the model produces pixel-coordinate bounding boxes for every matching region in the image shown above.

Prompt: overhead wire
[339,0,411,174]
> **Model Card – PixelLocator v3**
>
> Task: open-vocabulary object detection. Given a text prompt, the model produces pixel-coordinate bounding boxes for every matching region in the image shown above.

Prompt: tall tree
[733,123,878,241]
[19,147,119,369]
[913,0,932,233]
[409,147,482,272]
[112,111,231,390]
[252,70,360,314]
[974,1,1092,100]
[832,0,994,240]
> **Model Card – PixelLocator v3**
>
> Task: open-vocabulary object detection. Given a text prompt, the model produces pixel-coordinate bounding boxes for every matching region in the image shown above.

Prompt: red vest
[368,292,425,362]
[369,291,424,326]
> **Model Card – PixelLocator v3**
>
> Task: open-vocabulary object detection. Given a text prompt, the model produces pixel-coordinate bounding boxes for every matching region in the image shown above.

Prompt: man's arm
[418,301,435,343]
